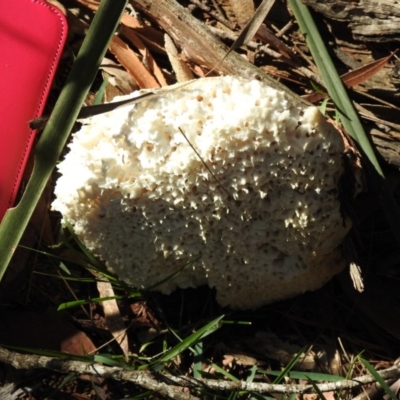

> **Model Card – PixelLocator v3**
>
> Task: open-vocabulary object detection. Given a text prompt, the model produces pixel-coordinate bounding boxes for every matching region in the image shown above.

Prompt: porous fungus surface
[53,76,351,309]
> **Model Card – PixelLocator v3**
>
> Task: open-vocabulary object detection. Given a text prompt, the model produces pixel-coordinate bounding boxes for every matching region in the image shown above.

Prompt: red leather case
[0,0,68,221]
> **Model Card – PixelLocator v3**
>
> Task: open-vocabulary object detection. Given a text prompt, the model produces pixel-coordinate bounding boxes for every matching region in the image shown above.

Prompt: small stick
[1,345,400,395]
[178,127,232,199]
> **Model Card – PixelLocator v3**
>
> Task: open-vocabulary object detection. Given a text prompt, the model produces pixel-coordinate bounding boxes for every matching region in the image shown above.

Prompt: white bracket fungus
[53,76,361,309]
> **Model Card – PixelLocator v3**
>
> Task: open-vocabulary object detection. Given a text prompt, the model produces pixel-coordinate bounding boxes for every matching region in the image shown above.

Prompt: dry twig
[1,346,399,396]
[0,347,199,400]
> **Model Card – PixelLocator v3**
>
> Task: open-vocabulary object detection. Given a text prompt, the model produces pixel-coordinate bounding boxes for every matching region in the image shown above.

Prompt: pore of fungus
[53,76,359,309]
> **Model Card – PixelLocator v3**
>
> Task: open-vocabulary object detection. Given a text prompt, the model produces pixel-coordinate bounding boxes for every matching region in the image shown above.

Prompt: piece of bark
[303,0,400,42]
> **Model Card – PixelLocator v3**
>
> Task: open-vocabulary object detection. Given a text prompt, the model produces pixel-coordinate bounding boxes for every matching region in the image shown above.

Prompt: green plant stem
[0,0,128,282]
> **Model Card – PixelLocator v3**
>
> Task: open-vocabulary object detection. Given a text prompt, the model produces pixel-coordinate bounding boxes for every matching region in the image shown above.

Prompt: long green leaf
[193,341,203,379]
[47,373,78,400]
[57,295,124,311]
[155,315,224,364]
[210,362,239,382]
[273,346,308,384]
[262,370,343,382]
[0,0,128,282]
[94,354,128,367]
[306,376,327,400]
[1,344,91,361]
[64,219,106,271]
[145,254,202,291]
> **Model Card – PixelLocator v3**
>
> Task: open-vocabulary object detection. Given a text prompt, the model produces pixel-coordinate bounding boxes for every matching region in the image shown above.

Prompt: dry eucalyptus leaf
[109,36,160,89]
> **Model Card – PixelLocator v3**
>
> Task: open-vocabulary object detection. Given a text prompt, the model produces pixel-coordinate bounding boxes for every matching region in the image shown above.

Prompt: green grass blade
[0,0,128,282]
[261,370,343,382]
[93,75,109,105]
[46,373,78,400]
[0,345,92,361]
[193,341,203,379]
[58,262,72,275]
[359,357,397,400]
[94,354,128,367]
[247,365,257,383]
[221,320,252,326]
[64,220,106,271]
[228,392,239,400]
[210,362,239,382]
[155,315,224,364]
[273,346,308,384]
[144,254,202,291]
[306,376,327,400]
[34,271,97,283]
[57,295,124,311]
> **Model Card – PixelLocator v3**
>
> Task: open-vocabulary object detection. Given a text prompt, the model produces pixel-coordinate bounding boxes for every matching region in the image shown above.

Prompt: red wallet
[0,0,68,222]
